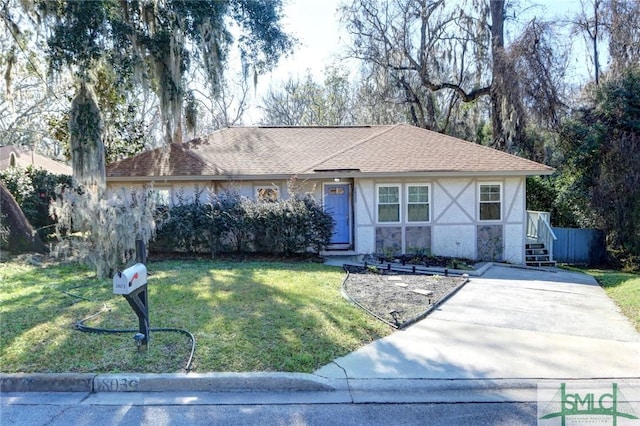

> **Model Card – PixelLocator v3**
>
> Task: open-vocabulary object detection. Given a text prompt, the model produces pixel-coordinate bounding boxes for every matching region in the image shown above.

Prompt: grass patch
[566,267,640,332]
[0,259,391,373]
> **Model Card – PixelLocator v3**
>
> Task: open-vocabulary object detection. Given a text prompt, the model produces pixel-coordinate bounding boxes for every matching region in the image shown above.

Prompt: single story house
[106,124,555,265]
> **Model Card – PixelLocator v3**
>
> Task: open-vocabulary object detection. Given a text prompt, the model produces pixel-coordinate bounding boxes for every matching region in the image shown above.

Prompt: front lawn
[585,269,640,332]
[0,259,391,373]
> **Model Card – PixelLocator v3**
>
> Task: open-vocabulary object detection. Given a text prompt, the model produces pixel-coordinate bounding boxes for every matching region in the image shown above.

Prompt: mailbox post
[113,261,150,351]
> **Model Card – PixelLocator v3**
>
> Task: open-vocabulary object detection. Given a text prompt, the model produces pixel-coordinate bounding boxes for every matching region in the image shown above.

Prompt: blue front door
[324,184,351,245]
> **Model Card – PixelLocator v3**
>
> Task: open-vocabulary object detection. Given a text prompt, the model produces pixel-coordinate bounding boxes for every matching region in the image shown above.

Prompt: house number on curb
[95,376,140,392]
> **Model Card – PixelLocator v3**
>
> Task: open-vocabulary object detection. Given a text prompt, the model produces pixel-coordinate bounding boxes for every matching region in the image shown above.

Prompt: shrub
[216,192,252,253]
[237,194,333,255]
[153,190,213,253]
[153,189,334,256]
[0,166,72,239]
[153,190,247,253]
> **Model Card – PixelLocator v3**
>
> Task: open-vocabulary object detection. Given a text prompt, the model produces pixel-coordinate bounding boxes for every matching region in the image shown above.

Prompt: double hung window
[407,185,430,222]
[479,184,501,221]
[377,185,400,222]
[377,184,431,223]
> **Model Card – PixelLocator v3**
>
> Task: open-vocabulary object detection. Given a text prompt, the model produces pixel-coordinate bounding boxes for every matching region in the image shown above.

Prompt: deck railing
[526,210,557,262]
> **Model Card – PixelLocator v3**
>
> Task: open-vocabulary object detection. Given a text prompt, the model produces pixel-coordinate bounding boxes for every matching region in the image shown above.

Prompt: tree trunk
[0,181,46,254]
[490,0,526,153]
[69,82,106,191]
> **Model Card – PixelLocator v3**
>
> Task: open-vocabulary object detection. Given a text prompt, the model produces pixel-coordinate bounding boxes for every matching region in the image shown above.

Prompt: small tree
[50,185,157,278]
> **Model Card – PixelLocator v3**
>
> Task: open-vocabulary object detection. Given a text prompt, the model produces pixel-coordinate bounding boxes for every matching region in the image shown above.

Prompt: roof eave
[299,169,555,179]
[107,173,296,182]
[107,168,554,183]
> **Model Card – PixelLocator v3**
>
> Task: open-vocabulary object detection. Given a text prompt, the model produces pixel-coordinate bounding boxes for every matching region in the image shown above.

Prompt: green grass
[584,269,640,332]
[0,259,391,374]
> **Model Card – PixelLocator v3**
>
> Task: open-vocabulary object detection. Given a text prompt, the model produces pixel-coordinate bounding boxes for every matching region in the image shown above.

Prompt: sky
[244,0,586,124]
[244,0,346,122]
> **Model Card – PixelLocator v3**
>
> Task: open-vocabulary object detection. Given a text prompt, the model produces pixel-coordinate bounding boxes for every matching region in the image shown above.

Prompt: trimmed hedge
[152,191,334,255]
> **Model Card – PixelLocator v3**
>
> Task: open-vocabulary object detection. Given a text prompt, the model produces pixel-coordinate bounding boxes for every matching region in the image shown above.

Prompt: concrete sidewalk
[315,265,640,382]
[2,264,639,400]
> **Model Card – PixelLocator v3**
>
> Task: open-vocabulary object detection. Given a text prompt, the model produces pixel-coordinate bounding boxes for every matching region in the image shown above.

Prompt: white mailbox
[113,263,148,295]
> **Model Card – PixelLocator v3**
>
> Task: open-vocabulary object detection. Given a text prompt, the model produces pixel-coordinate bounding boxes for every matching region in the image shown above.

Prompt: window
[407,185,430,222]
[256,186,279,202]
[479,184,501,221]
[152,188,171,206]
[377,185,400,222]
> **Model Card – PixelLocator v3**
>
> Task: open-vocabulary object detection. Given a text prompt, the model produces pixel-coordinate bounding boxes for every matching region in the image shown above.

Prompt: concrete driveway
[315,265,640,381]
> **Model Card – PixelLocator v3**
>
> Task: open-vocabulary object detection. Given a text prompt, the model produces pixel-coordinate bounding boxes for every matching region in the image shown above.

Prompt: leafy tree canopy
[26,0,294,145]
[558,67,640,266]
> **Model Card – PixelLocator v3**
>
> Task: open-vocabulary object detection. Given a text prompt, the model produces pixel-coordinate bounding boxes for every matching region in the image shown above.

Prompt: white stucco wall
[502,177,526,264]
[107,180,300,205]
[504,224,524,264]
[107,181,214,205]
[108,174,529,264]
[432,225,476,259]
[350,176,528,264]
[354,179,376,226]
[432,178,476,224]
[352,179,376,253]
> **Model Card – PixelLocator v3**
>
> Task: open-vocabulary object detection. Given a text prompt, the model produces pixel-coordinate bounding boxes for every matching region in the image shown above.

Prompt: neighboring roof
[0,146,72,175]
[106,124,553,181]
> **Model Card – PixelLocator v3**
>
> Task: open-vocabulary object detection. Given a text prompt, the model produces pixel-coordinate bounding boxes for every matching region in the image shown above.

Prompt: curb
[0,372,334,393]
[0,373,96,393]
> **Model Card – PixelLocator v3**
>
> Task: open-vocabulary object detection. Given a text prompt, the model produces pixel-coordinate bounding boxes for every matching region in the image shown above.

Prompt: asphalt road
[1,392,536,426]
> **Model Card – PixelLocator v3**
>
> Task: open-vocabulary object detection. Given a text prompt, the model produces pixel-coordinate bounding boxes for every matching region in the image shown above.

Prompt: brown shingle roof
[106,143,222,177]
[0,146,71,175]
[106,124,553,180]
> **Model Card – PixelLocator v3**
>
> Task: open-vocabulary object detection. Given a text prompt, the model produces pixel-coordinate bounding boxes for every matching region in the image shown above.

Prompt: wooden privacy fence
[551,227,606,265]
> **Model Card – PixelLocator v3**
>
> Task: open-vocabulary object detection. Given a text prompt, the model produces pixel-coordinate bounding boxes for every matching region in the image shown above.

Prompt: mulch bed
[342,267,468,328]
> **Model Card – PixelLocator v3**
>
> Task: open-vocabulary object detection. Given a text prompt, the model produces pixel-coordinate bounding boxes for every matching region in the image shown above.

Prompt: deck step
[526,248,548,256]
[525,242,555,267]
[526,243,545,250]
[526,260,557,267]
[526,255,552,262]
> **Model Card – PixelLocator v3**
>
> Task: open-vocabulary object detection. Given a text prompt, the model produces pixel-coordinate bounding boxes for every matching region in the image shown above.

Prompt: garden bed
[369,254,476,270]
[342,267,468,328]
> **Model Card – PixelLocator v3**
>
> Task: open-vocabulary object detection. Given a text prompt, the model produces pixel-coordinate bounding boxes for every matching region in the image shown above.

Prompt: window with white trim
[377,185,400,223]
[479,183,501,221]
[256,186,279,202]
[407,184,430,222]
